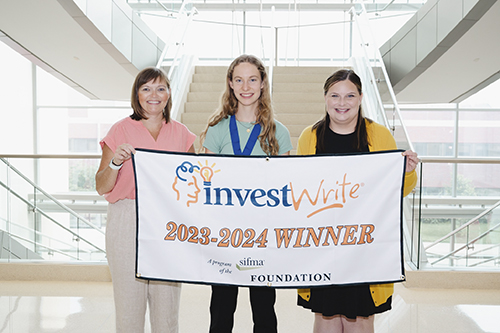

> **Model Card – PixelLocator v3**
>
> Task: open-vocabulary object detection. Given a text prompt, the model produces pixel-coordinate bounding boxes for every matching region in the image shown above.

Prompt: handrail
[155,1,197,70]
[420,156,500,164]
[268,6,275,94]
[156,1,186,69]
[1,158,104,235]
[468,243,500,258]
[347,24,390,128]
[469,246,500,267]
[429,221,500,265]
[0,178,105,253]
[424,200,500,251]
[350,1,415,152]
[417,157,500,268]
[348,2,425,270]
[366,0,397,13]
[349,56,389,127]
[1,217,94,255]
[8,233,84,261]
[167,7,197,79]
[348,6,386,125]
[154,0,175,14]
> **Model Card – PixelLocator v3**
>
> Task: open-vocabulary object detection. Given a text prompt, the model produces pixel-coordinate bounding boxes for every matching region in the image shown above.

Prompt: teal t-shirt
[203,117,293,156]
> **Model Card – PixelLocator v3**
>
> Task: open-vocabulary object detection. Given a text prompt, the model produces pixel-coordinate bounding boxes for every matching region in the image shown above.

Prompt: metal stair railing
[424,200,500,268]
[349,1,414,151]
[152,0,197,122]
[1,157,103,234]
[348,1,421,268]
[416,156,500,269]
[1,156,105,260]
[1,217,95,260]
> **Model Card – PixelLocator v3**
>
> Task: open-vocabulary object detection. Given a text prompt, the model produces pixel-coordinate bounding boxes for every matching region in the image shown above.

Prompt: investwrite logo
[171,159,365,218]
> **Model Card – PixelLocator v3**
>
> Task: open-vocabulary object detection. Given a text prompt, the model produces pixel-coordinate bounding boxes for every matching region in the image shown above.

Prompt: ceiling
[0,0,138,101]
[391,0,500,104]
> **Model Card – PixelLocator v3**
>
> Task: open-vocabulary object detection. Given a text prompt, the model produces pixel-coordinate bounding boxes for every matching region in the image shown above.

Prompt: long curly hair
[199,55,279,156]
[313,69,372,152]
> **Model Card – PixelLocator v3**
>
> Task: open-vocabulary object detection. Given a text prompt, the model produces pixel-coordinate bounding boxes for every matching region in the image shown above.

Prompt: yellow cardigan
[296,120,417,307]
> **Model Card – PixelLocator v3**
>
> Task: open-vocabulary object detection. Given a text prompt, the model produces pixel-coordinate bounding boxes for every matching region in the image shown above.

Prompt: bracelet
[109,159,123,170]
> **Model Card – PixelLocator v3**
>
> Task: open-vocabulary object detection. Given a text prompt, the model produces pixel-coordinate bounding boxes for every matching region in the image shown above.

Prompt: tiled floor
[1,281,500,332]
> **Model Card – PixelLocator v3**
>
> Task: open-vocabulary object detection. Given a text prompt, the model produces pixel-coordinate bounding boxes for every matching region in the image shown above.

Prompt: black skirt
[297,284,391,319]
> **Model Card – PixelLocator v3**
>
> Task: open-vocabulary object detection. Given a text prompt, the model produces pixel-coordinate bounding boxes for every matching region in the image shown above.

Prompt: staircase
[181,66,226,151]
[181,66,341,154]
[272,66,338,153]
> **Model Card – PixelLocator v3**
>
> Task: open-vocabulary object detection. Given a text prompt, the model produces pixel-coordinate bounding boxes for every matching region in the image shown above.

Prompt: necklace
[237,120,255,133]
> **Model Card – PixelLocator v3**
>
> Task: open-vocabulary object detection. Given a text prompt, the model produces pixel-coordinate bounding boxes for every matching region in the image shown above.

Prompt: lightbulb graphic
[200,166,214,186]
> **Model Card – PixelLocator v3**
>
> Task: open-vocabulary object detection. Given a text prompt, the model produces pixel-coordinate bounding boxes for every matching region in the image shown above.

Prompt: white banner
[133,149,406,288]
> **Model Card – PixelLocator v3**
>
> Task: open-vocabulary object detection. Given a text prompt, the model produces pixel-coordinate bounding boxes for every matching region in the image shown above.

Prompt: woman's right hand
[96,143,135,195]
[112,143,136,165]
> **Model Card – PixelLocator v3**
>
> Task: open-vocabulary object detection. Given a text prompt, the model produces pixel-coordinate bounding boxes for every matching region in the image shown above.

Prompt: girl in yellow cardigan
[296,69,419,333]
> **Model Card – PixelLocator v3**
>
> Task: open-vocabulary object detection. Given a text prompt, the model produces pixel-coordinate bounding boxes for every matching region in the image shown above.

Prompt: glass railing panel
[0,159,37,258]
[424,208,500,269]
[416,160,500,270]
[421,217,472,268]
[462,210,500,268]
[0,157,106,262]
[403,181,422,268]
[34,212,106,261]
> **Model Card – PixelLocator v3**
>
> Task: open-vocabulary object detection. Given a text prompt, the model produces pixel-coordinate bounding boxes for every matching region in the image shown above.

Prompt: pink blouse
[100,117,196,203]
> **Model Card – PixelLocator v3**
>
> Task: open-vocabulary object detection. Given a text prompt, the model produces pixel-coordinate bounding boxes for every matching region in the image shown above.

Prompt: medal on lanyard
[230,115,261,156]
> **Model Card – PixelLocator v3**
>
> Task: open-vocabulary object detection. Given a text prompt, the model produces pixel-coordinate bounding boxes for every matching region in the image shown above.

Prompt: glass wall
[400,80,500,269]
[0,41,130,261]
[401,103,500,197]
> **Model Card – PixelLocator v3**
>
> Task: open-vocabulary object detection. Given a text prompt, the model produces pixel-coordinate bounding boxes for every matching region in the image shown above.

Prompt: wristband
[109,159,123,170]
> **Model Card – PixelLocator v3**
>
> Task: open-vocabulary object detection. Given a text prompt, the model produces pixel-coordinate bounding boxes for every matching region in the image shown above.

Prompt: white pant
[106,199,181,333]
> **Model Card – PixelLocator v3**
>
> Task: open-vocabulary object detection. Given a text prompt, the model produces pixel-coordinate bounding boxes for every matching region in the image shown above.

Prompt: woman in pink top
[96,67,195,333]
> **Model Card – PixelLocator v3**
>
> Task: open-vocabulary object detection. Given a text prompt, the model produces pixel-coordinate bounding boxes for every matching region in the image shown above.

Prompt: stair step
[190,82,225,92]
[194,66,228,74]
[181,112,213,124]
[273,66,339,75]
[192,74,227,83]
[187,92,221,103]
[185,102,219,113]
[273,73,330,83]
[272,92,324,103]
[273,82,324,93]
[274,102,325,114]
[274,113,324,125]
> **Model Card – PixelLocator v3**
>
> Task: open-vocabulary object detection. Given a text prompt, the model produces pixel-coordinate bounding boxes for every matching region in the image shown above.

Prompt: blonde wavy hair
[199,54,280,156]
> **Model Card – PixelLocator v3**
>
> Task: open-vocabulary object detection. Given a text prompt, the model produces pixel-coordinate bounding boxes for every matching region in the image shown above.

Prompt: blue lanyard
[229,115,261,156]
